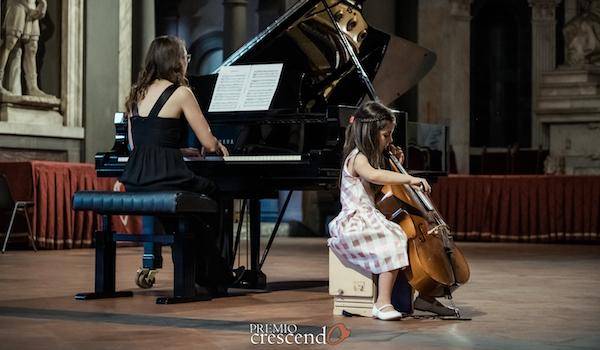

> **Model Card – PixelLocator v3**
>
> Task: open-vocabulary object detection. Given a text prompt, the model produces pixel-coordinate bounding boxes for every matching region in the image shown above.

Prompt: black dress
[119,84,216,195]
[119,84,231,294]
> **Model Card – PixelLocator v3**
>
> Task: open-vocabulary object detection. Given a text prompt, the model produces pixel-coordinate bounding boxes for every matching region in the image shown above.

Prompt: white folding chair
[0,174,37,253]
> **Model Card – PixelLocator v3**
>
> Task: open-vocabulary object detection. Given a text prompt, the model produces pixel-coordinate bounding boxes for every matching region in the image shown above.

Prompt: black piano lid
[189,0,436,114]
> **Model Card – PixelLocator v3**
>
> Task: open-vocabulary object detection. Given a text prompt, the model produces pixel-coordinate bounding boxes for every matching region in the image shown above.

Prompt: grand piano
[95,0,447,289]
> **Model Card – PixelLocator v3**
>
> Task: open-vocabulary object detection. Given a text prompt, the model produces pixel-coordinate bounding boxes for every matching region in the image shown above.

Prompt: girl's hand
[410,176,431,193]
[388,144,405,164]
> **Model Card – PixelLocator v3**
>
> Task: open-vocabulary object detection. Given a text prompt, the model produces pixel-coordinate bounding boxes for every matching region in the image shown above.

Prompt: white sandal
[372,304,403,321]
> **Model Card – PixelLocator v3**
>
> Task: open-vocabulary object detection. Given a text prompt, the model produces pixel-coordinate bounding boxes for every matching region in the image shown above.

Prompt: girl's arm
[127,115,134,150]
[178,87,229,156]
[353,153,431,192]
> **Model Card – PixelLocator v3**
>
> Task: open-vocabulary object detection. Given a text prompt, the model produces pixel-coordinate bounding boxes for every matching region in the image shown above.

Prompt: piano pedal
[232,266,247,286]
[230,266,267,290]
[136,268,158,289]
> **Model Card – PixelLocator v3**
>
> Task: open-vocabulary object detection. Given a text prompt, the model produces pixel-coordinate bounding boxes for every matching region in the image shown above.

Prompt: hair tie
[348,115,355,124]
[359,116,384,123]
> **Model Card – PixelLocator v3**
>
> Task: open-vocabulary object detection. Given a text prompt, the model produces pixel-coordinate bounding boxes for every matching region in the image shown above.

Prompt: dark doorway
[470,0,531,149]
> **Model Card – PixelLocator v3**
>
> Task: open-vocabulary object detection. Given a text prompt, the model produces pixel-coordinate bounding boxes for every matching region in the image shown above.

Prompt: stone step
[539,82,600,97]
[541,70,600,84]
[537,95,600,110]
[535,109,600,124]
[0,106,63,125]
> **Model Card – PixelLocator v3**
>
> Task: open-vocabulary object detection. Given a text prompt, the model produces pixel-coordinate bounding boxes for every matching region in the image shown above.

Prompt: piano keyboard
[115,155,303,163]
[203,155,302,162]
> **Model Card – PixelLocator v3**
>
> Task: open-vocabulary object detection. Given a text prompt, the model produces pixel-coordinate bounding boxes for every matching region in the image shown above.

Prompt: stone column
[564,0,578,23]
[62,0,84,130]
[529,0,560,148]
[140,0,155,53]
[119,0,132,110]
[446,0,472,174]
[132,0,155,80]
[257,0,284,31]
[223,0,248,58]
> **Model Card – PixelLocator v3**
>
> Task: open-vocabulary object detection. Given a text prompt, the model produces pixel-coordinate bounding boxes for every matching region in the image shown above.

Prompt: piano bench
[72,191,217,304]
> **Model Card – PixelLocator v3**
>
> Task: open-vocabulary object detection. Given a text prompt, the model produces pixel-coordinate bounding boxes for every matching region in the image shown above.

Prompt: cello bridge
[427,224,450,236]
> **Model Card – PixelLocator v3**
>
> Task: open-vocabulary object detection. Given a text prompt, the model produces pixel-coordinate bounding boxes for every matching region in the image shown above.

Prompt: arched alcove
[188,31,223,75]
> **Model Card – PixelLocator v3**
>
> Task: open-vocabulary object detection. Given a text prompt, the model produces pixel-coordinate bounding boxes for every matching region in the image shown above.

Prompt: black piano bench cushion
[72,191,217,215]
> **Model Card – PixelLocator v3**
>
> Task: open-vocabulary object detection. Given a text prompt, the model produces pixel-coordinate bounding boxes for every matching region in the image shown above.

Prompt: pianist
[119,35,232,296]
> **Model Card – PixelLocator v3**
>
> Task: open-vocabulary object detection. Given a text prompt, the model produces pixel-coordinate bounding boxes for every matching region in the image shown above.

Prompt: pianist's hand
[388,144,405,164]
[216,142,230,157]
[180,147,202,159]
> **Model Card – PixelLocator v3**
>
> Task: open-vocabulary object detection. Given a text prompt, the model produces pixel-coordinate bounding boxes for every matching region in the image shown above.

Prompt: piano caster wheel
[136,268,158,289]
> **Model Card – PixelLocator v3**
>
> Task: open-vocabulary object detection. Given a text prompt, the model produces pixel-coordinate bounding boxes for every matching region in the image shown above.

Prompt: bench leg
[142,216,163,269]
[75,215,133,300]
[156,217,211,304]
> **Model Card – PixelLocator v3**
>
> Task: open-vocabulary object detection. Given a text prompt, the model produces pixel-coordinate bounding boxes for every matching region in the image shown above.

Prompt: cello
[375,150,470,299]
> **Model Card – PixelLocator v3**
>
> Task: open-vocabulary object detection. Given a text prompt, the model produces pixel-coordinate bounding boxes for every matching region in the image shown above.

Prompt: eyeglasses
[186,54,192,63]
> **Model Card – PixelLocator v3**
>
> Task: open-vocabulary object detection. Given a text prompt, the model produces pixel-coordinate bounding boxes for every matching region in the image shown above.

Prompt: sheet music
[208,64,283,112]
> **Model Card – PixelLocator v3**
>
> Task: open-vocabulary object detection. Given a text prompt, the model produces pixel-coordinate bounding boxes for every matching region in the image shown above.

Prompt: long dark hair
[125,35,189,114]
[342,101,396,170]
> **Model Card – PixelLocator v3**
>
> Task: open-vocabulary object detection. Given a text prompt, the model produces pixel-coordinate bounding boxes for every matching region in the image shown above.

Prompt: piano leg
[250,199,261,274]
[229,199,267,290]
[248,199,267,289]
[219,199,234,269]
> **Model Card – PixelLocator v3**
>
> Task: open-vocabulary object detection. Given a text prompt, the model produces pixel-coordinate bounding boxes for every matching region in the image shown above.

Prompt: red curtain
[0,161,142,249]
[430,175,600,242]
[3,162,599,247]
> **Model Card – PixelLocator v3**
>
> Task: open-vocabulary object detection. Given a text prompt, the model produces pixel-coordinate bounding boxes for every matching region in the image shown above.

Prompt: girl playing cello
[328,101,455,320]
[328,101,427,320]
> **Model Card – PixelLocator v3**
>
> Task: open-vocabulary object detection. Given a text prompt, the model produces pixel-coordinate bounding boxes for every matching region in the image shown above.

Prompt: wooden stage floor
[0,238,599,349]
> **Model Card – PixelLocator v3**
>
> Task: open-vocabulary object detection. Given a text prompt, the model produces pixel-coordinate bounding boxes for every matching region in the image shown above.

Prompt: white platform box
[328,249,376,317]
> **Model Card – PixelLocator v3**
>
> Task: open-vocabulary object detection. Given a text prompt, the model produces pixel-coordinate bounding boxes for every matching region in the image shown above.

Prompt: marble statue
[563,0,600,66]
[0,0,51,96]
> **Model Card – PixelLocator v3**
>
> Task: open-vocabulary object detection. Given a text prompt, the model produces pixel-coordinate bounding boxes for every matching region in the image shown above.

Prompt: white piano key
[223,155,302,162]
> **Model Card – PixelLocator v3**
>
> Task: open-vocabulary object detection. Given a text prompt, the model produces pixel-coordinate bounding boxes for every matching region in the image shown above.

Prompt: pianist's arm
[178,86,229,156]
[127,115,134,150]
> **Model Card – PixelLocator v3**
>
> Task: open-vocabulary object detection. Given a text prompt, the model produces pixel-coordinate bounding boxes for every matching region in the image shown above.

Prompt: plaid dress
[328,149,409,274]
